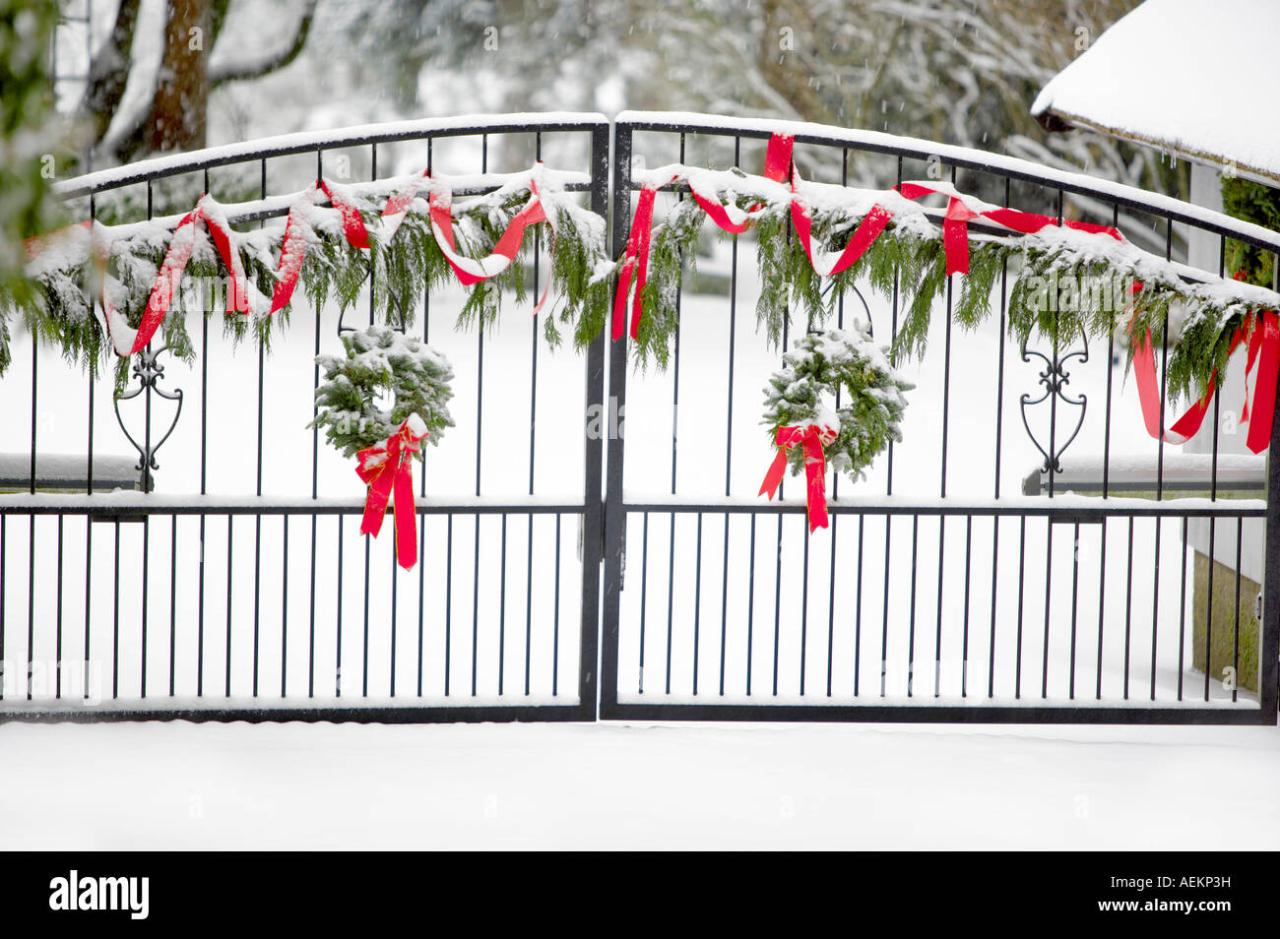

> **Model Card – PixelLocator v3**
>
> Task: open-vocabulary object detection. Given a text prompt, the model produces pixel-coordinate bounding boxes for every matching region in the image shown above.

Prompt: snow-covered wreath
[759,325,912,531]
[312,325,455,569]
[313,324,454,457]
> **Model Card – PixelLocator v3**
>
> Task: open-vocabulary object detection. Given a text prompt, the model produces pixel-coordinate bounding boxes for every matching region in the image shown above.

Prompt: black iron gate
[1,112,1277,725]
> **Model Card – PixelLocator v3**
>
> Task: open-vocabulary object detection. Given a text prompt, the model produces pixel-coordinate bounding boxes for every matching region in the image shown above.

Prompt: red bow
[758,423,838,533]
[355,415,427,570]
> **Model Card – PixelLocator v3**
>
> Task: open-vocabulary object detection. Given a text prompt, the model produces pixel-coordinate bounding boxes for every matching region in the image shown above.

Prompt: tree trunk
[149,0,210,152]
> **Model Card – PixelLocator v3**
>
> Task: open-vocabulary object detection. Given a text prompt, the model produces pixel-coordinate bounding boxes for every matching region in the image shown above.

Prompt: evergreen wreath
[312,324,454,458]
[762,324,912,481]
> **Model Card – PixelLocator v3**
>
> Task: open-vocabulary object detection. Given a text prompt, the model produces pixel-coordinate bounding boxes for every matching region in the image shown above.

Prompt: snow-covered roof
[1032,0,1280,186]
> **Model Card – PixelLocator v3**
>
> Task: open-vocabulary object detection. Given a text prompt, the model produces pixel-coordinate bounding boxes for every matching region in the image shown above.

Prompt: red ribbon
[429,179,547,287]
[689,133,795,235]
[612,183,663,341]
[134,196,249,354]
[1244,311,1280,454]
[269,199,311,315]
[270,182,375,315]
[762,134,794,184]
[780,133,894,278]
[614,135,796,343]
[355,416,427,570]
[758,424,837,533]
[318,180,371,250]
[381,169,431,239]
[897,181,1122,276]
[1129,277,1279,455]
[791,197,893,278]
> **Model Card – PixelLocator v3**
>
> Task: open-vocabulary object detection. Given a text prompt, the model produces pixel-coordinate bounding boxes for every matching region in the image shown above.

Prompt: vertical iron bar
[55,517,63,699]
[525,133,541,698]
[225,515,233,696]
[1260,347,1280,717]
[281,517,289,697]
[1015,517,1025,698]
[799,523,810,696]
[580,120,609,717]
[362,534,370,696]
[336,515,344,698]
[112,521,119,698]
[140,517,149,697]
[552,514,562,695]
[1069,521,1080,699]
[717,135,742,698]
[1123,516,1134,700]
[498,513,508,695]
[1177,517,1188,701]
[390,525,398,698]
[746,515,757,696]
[169,515,176,696]
[417,509,426,697]
[0,518,5,702]
[471,515,480,696]
[907,515,918,697]
[639,513,649,694]
[1041,522,1052,699]
[1232,519,1242,704]
[961,515,972,698]
[692,513,703,695]
[1096,517,1108,700]
[773,515,783,696]
[445,515,453,696]
[854,516,864,697]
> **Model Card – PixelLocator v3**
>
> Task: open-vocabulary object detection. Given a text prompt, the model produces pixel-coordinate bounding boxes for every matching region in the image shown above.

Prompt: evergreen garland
[313,324,454,458]
[629,178,1278,407]
[1,174,613,380]
[1221,176,1280,288]
[633,198,705,369]
[762,325,912,482]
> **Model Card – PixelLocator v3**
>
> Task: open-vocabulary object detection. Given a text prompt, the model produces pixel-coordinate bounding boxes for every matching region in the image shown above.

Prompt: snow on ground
[1,719,1277,850]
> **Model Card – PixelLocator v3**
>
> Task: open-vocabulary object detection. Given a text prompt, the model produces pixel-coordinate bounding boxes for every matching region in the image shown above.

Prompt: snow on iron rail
[621,492,1266,518]
[617,110,1280,255]
[54,111,610,199]
[0,493,587,515]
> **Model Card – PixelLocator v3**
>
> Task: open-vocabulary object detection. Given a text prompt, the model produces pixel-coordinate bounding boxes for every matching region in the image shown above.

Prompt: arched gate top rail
[54,111,611,199]
[616,110,1280,255]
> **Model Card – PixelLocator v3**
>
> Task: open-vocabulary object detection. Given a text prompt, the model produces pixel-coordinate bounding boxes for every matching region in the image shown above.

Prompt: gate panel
[0,115,609,723]
[601,114,1279,724]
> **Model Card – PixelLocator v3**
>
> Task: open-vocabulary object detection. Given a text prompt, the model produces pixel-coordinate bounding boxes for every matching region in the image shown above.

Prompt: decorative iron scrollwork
[1020,325,1088,478]
[114,346,184,493]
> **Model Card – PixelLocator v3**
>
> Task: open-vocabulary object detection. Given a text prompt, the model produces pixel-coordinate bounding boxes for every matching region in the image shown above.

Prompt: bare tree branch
[208,0,318,88]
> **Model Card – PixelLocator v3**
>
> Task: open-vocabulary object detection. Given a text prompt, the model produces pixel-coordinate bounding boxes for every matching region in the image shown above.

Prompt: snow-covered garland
[616,136,1280,456]
[3,164,613,388]
[759,326,912,532]
[313,325,455,570]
